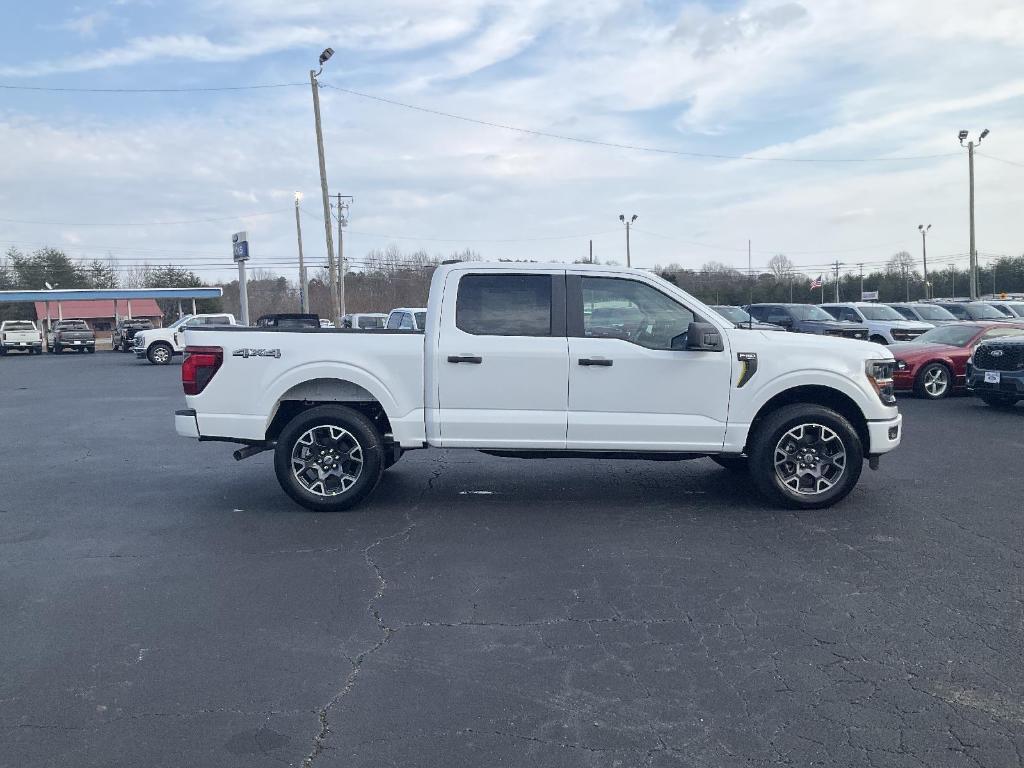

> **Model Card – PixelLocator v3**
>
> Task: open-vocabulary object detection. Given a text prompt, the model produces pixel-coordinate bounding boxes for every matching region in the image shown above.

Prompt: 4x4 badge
[232,348,281,359]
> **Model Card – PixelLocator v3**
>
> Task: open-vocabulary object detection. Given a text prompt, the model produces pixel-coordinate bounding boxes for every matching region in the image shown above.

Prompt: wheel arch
[265,377,395,442]
[745,385,869,455]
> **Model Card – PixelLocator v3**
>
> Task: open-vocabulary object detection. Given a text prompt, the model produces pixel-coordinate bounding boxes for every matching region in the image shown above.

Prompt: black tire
[711,455,748,472]
[86,347,95,353]
[913,362,952,400]
[52,344,61,354]
[147,342,172,365]
[0,347,6,356]
[122,341,130,353]
[870,335,888,345]
[748,403,864,510]
[980,394,1019,409]
[273,405,385,512]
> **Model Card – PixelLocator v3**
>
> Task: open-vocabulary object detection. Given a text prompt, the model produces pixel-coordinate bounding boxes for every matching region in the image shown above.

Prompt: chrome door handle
[578,358,613,366]
[447,355,482,364]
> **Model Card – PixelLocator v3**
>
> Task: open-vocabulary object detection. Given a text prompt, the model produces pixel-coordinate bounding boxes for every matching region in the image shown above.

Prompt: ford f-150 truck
[134,312,237,364]
[0,320,43,355]
[48,319,96,353]
[175,263,902,511]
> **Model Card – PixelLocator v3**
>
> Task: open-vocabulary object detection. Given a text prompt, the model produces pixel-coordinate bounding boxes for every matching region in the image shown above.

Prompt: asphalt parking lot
[1,351,1022,768]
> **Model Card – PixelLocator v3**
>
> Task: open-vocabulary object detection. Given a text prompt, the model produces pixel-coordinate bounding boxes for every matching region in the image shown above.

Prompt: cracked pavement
[1,353,1022,767]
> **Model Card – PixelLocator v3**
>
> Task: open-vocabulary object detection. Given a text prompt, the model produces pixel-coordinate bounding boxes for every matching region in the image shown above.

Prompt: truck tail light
[182,346,223,395]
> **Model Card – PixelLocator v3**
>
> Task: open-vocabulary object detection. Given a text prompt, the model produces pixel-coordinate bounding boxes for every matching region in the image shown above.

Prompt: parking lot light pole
[918,224,931,299]
[310,48,341,323]
[958,129,988,300]
[618,214,637,267]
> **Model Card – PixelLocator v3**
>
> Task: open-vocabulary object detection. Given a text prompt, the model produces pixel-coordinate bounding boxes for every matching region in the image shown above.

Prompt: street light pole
[918,224,931,299]
[294,193,309,312]
[959,129,988,300]
[619,214,637,267]
[310,48,341,323]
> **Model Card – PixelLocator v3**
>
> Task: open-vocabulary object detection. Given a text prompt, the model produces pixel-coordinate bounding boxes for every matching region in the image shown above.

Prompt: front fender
[733,368,881,425]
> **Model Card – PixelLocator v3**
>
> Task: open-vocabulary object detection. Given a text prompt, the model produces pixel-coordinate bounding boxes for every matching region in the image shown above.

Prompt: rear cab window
[456,274,554,336]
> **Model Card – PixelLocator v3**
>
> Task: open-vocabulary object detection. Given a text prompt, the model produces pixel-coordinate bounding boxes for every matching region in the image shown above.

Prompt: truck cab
[820,302,933,344]
[175,264,902,512]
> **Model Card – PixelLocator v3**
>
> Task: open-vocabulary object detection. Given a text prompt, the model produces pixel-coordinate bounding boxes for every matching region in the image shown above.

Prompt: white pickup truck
[133,312,238,364]
[175,263,902,511]
[0,320,43,355]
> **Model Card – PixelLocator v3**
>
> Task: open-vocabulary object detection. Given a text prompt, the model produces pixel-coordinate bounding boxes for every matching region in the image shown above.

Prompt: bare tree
[768,253,795,279]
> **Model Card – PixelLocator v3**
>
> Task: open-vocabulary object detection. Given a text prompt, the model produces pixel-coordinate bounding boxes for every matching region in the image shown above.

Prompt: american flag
[809,274,823,290]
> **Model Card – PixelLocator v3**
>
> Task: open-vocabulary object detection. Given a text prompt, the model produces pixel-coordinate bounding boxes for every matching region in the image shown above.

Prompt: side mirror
[684,321,724,352]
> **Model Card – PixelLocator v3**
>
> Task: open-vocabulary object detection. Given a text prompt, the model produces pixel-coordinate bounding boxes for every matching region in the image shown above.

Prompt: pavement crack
[302,516,419,768]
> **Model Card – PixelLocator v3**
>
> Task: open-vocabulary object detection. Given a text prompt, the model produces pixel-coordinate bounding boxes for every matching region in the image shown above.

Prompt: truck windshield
[965,303,1006,319]
[789,305,835,321]
[711,306,751,324]
[911,305,957,321]
[168,316,194,330]
[859,305,905,321]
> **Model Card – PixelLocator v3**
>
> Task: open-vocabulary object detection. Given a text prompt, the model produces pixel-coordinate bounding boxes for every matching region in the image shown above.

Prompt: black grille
[826,328,867,339]
[891,329,925,341]
[974,344,1024,371]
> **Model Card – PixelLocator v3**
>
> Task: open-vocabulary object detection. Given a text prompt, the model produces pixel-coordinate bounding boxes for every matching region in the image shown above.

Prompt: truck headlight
[866,359,896,406]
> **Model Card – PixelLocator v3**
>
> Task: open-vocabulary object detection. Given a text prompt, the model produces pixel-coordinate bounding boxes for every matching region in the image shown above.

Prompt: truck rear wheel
[748,404,863,510]
[273,405,385,512]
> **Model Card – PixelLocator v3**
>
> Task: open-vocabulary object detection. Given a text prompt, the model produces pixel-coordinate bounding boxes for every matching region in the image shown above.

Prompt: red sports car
[890,322,1024,399]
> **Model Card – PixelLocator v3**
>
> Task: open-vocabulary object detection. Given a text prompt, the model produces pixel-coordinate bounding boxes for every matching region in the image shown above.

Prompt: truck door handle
[578,358,613,366]
[447,355,482,364]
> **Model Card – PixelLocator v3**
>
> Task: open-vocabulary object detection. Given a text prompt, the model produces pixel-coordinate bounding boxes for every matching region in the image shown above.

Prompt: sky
[1,0,1024,283]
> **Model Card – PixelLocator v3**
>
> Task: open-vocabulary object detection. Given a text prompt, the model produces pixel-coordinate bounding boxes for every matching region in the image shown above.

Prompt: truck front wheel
[147,343,172,365]
[274,405,385,512]
[748,404,863,510]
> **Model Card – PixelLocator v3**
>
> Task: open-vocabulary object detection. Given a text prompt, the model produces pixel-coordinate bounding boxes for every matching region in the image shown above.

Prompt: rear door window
[456,274,553,336]
[386,313,403,329]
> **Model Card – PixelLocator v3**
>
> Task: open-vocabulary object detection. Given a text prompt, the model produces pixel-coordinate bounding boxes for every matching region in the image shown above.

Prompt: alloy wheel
[773,423,847,496]
[923,367,948,397]
[290,425,364,497]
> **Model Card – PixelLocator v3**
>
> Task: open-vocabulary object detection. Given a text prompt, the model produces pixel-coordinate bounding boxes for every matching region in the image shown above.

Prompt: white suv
[821,302,933,345]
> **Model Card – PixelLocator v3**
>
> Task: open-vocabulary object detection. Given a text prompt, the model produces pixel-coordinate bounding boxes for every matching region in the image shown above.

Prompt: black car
[254,313,321,329]
[710,305,785,331]
[111,318,154,352]
[745,304,869,339]
[966,335,1024,408]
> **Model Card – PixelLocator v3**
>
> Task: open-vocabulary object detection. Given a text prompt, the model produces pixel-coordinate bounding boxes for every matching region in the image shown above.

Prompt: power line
[320,83,959,164]
[0,209,289,227]
[976,151,1024,168]
[0,82,305,93]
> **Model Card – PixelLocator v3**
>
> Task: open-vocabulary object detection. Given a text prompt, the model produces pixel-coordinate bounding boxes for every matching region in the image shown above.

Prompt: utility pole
[959,129,989,300]
[748,240,753,317]
[589,239,593,264]
[918,224,931,299]
[335,193,353,318]
[857,263,864,300]
[294,193,308,312]
[832,260,843,302]
[310,48,341,323]
[619,214,637,267]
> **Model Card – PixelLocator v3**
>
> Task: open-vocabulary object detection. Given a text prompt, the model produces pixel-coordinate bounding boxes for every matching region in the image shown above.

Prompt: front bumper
[867,414,902,455]
[175,409,200,439]
[966,370,1024,396]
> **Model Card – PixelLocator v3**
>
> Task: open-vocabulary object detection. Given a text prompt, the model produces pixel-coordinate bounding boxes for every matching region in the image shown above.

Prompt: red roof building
[33,299,164,340]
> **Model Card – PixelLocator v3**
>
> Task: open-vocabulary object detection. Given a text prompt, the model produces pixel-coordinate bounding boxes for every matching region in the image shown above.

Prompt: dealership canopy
[0,287,222,303]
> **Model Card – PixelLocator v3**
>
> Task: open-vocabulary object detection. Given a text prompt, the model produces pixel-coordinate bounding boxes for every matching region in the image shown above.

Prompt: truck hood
[728,327,890,359]
[887,341,961,361]
[799,320,867,331]
[885,320,934,331]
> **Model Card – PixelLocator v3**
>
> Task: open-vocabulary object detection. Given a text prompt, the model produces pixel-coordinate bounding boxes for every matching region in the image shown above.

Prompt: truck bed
[181,326,427,446]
